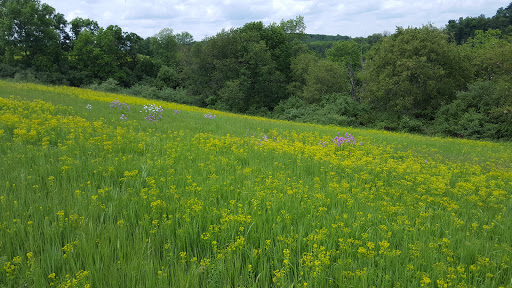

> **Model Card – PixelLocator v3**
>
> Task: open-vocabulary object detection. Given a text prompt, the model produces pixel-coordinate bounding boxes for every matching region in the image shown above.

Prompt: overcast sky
[42,0,511,40]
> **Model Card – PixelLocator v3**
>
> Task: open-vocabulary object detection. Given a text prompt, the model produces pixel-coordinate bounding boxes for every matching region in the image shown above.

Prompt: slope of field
[1,80,511,287]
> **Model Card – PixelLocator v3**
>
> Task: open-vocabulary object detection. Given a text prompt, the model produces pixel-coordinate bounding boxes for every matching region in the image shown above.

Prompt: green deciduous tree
[462,29,512,81]
[435,78,512,139]
[447,15,491,44]
[175,32,194,45]
[302,60,349,104]
[156,65,179,89]
[288,52,319,96]
[185,20,295,113]
[150,28,179,66]
[0,0,66,71]
[70,25,141,86]
[326,40,363,100]
[280,15,306,34]
[361,25,471,119]
[69,17,99,40]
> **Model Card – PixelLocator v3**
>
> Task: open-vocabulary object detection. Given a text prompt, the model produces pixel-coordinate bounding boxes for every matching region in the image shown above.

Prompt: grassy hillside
[1,80,511,287]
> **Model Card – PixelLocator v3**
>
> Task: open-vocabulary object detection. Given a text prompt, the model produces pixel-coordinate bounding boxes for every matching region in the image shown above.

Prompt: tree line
[1,0,511,140]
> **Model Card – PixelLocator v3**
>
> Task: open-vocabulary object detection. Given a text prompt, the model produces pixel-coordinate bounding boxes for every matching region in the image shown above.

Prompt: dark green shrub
[67,70,95,87]
[159,88,203,107]
[36,71,69,85]
[273,93,363,127]
[273,96,307,121]
[98,78,122,93]
[128,84,159,99]
[399,116,424,133]
[156,66,179,89]
[13,70,39,83]
[375,120,399,131]
[435,79,511,139]
[0,64,17,78]
[457,110,498,139]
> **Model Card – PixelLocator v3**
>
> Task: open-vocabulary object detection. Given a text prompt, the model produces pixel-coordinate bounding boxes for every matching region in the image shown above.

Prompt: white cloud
[382,0,405,10]
[42,0,511,40]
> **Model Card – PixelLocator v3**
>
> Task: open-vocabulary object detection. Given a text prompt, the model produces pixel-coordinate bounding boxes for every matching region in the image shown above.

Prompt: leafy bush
[273,96,306,119]
[67,70,95,87]
[35,71,69,85]
[434,79,511,139]
[458,110,498,139]
[156,65,179,89]
[128,84,160,99]
[274,93,364,127]
[160,88,203,106]
[13,70,39,84]
[98,78,123,93]
[0,64,17,78]
[84,78,124,94]
[375,120,399,131]
[399,116,424,133]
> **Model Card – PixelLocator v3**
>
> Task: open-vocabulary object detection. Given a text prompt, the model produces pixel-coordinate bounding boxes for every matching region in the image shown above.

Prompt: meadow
[0,80,511,287]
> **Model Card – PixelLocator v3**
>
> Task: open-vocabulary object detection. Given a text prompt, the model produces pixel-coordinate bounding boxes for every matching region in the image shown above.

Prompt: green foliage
[288,52,319,92]
[315,93,365,125]
[435,79,512,139]
[127,83,159,99]
[399,116,424,133]
[302,34,351,43]
[362,25,471,119]
[307,41,336,56]
[34,71,68,85]
[274,93,364,127]
[156,66,179,89]
[326,41,361,69]
[13,70,38,84]
[447,15,492,44]
[69,25,141,86]
[150,28,179,66]
[133,57,160,82]
[462,29,512,81]
[302,60,349,104]
[447,3,512,44]
[69,17,99,40]
[215,79,247,112]
[66,70,94,87]
[160,88,202,106]
[273,96,309,120]
[0,63,17,78]
[0,0,66,71]
[280,15,306,34]
[185,21,293,113]
[175,32,194,45]
[85,78,122,94]
[326,40,363,100]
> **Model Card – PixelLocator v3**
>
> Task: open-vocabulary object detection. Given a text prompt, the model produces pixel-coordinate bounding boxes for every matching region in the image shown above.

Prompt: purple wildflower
[141,103,163,122]
[332,132,358,151]
[204,112,216,119]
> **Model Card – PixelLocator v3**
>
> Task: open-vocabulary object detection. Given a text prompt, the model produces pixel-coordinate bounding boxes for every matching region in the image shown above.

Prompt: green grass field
[1,80,511,287]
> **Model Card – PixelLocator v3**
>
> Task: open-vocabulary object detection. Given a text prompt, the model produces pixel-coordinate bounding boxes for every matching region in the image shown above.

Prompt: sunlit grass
[1,80,511,287]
